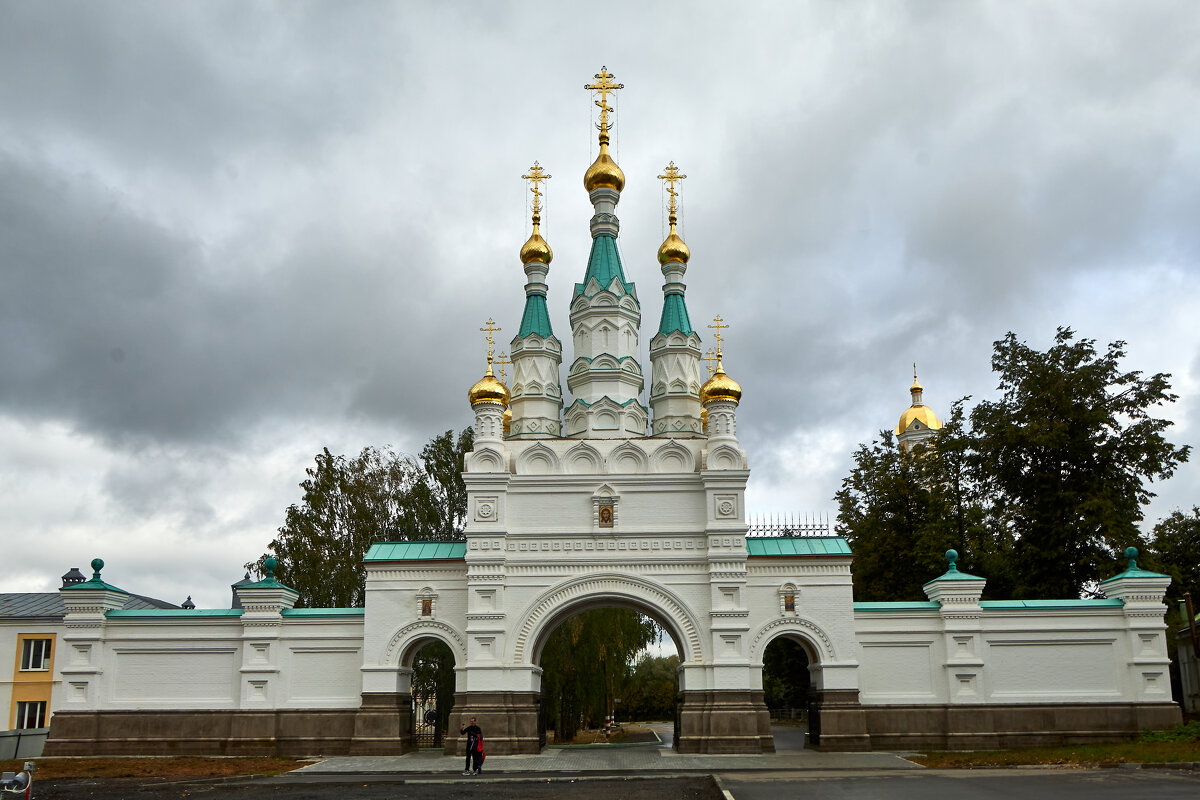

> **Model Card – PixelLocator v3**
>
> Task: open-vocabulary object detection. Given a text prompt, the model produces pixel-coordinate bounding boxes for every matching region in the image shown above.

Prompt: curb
[711,774,736,800]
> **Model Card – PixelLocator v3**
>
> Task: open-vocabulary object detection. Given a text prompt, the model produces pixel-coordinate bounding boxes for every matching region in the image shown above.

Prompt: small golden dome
[520,215,553,264]
[468,362,510,408]
[896,375,941,435]
[584,139,625,193]
[502,406,512,435]
[896,405,942,435]
[700,357,742,405]
[657,215,690,265]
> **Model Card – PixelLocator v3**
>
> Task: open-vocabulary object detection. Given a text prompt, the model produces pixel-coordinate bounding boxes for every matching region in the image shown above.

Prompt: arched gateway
[354,68,867,755]
[38,67,1179,759]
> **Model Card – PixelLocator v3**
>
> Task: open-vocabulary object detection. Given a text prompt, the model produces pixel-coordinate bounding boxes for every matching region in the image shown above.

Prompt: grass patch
[912,740,1200,768]
[0,757,304,779]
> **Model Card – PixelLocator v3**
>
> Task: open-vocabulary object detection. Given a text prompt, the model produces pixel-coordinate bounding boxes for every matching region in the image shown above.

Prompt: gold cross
[658,161,686,217]
[708,315,728,356]
[522,162,551,217]
[703,348,717,377]
[913,363,918,382]
[585,66,623,136]
[479,318,501,362]
[497,351,510,383]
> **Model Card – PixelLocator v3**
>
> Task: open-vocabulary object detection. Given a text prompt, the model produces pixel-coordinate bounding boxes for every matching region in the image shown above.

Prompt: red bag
[479,734,486,763]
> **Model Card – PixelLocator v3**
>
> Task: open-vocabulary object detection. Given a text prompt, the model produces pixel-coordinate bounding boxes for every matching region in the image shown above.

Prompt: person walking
[460,716,483,775]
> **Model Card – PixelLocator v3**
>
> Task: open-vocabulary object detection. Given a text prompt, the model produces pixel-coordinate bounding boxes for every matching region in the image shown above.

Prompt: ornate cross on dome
[703,348,717,377]
[658,161,686,217]
[497,351,510,382]
[522,161,551,217]
[708,315,728,356]
[480,318,501,362]
[585,66,623,136]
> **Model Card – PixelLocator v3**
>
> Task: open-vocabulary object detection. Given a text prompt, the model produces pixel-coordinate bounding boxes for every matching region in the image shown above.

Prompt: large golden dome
[657,215,690,265]
[583,138,625,193]
[468,362,510,408]
[895,377,942,434]
[700,358,742,405]
[520,214,553,264]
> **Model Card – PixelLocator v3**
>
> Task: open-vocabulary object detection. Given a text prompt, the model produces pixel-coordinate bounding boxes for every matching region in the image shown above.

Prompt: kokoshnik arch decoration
[32,68,1181,758]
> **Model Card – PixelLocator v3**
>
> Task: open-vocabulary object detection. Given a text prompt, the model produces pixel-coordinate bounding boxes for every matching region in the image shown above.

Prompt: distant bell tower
[896,366,942,451]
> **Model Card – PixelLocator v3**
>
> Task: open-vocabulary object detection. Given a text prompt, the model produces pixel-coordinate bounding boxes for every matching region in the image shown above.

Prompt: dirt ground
[29,776,722,800]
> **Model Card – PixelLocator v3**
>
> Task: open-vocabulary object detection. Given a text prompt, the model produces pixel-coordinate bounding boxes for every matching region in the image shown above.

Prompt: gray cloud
[2,0,1198,605]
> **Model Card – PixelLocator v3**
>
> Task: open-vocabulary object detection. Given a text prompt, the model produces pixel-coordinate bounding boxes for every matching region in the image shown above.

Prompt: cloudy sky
[2,1,1198,608]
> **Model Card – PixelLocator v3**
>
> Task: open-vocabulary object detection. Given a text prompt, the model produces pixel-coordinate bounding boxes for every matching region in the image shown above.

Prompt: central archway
[511,573,707,667]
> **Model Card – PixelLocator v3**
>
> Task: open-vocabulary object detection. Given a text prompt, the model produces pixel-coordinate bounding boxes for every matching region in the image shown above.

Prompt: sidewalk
[291,724,920,776]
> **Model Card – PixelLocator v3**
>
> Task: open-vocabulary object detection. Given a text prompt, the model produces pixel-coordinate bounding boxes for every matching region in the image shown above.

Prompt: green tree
[835,404,996,601]
[836,328,1188,602]
[250,428,474,607]
[1147,508,1200,605]
[762,637,810,712]
[539,609,658,741]
[623,654,679,721]
[971,329,1189,598]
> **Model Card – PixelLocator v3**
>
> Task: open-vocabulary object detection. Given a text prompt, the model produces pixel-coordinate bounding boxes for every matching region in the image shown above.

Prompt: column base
[444,691,542,755]
[675,689,774,754]
[349,692,414,755]
[809,689,871,751]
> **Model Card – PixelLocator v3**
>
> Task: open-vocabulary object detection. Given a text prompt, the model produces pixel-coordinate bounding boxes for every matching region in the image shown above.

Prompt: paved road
[720,768,1200,800]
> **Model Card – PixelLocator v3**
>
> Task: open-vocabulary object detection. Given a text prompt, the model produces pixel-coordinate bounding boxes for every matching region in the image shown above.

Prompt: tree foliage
[837,328,1189,601]
[762,637,811,711]
[622,654,680,721]
[972,329,1189,598]
[1146,508,1200,607]
[539,609,659,741]
[250,428,474,607]
[836,403,1001,600]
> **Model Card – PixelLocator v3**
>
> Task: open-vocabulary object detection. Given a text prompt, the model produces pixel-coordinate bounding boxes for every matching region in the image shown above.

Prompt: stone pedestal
[444,691,542,755]
[349,692,413,755]
[675,689,773,754]
[809,689,870,751]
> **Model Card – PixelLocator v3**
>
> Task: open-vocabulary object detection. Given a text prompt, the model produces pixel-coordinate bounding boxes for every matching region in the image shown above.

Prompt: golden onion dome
[468,362,510,408]
[583,138,625,193]
[520,214,553,265]
[895,376,942,435]
[657,215,690,265]
[700,357,742,406]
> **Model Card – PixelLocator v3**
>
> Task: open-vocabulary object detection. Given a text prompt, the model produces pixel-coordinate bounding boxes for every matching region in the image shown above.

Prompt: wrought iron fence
[745,513,831,537]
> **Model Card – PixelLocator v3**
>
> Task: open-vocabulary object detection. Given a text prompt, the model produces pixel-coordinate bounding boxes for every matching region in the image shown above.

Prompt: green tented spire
[518,292,553,338]
[575,234,634,297]
[658,291,694,336]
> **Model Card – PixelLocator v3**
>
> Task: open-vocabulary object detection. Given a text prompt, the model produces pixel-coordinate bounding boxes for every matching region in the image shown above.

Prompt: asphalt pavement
[718,768,1200,800]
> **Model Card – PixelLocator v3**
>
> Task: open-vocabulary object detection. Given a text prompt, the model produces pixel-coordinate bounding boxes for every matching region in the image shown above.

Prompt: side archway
[384,619,468,668]
[749,616,836,665]
[511,573,706,664]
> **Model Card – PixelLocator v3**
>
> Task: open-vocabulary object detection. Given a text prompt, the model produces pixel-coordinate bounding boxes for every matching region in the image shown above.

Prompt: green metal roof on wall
[575,234,634,297]
[282,607,366,617]
[106,608,245,618]
[853,601,941,611]
[518,293,554,338]
[746,537,852,557]
[365,540,467,561]
[979,599,1125,610]
[658,292,694,336]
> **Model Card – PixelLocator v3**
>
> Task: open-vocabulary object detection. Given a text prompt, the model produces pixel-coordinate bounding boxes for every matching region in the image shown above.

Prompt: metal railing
[745,513,831,537]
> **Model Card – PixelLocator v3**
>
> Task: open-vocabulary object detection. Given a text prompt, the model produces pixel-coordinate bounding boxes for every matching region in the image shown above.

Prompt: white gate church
[38,69,1180,756]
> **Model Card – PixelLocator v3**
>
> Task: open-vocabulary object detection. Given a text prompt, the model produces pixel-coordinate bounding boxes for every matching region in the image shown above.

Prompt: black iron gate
[412,690,443,748]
